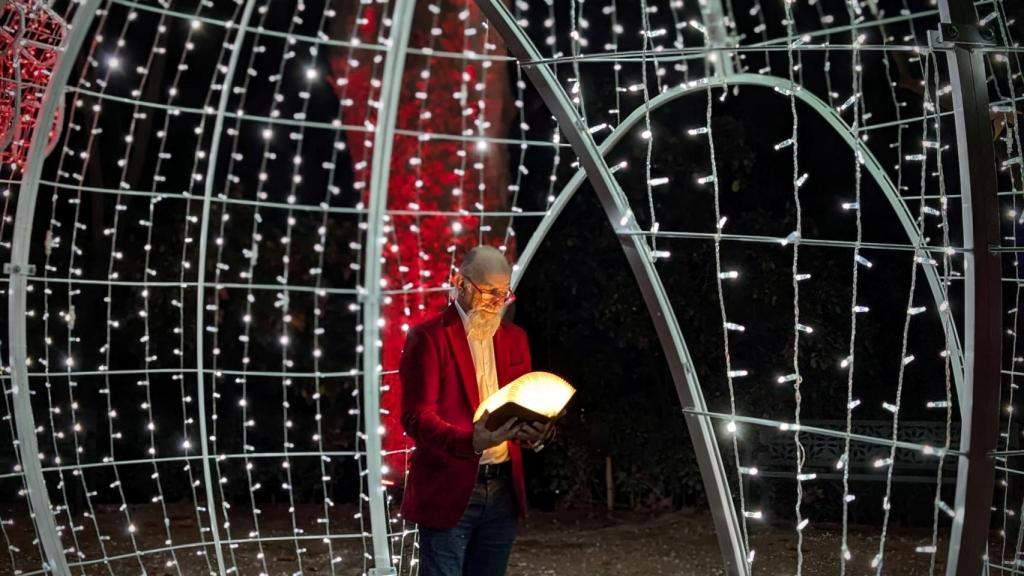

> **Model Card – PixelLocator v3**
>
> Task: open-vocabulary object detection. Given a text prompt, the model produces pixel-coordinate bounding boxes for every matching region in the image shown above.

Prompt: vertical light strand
[781,0,807,572]
[103,7,185,572]
[92,7,154,572]
[705,80,755,568]
[839,5,864,573]
[872,51,933,575]
[542,0,563,211]
[926,51,956,576]
[157,7,247,571]
[638,0,658,257]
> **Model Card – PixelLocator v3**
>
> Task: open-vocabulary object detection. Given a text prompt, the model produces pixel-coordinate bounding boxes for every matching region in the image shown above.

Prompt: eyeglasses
[463,275,516,305]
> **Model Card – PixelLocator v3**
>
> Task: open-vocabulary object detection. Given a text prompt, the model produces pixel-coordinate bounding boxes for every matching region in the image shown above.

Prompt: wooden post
[606,456,614,512]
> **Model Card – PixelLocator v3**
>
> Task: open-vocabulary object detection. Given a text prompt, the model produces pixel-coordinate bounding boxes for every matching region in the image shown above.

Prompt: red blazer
[399,304,531,529]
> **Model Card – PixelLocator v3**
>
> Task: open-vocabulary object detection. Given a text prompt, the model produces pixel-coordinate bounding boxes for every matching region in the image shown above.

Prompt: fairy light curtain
[0,0,1021,575]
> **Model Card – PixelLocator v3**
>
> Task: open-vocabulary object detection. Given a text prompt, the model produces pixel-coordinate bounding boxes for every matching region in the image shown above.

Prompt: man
[400,245,554,576]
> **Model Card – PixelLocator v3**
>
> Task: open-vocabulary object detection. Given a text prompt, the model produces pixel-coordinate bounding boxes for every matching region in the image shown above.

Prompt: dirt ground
[0,502,967,575]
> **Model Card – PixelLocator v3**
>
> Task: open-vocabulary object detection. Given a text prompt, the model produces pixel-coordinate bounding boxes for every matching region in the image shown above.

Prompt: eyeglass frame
[461,274,516,305]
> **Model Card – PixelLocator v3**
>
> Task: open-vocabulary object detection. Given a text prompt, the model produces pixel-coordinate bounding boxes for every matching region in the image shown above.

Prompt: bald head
[455,246,512,317]
[459,245,511,282]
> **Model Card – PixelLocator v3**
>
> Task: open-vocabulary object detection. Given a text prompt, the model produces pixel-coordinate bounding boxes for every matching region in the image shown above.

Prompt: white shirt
[454,300,509,464]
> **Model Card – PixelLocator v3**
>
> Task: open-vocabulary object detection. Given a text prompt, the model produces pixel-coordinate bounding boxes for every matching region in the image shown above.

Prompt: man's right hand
[472,410,520,455]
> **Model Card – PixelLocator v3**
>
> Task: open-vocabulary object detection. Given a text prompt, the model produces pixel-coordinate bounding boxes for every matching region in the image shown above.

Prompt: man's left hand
[516,421,556,452]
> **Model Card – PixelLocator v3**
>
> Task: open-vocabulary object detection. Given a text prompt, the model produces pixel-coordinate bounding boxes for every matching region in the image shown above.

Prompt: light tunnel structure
[0,0,1021,574]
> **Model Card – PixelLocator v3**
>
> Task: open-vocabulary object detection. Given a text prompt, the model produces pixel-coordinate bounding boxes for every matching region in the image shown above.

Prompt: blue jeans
[417,476,519,576]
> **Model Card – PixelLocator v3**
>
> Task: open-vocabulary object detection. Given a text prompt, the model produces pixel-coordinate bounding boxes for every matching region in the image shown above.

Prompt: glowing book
[473,371,576,431]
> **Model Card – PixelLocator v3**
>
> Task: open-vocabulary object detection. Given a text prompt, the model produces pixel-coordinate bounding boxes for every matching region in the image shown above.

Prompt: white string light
[780,1,808,571]
[872,51,934,576]
[839,7,864,573]
[705,79,755,565]
[3,1,1020,575]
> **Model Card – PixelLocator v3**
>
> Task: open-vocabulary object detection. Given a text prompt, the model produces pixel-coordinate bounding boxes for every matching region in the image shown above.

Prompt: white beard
[466,307,503,341]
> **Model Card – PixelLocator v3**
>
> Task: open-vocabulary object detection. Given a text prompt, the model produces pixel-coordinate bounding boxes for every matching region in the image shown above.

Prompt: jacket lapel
[493,323,510,390]
[443,305,480,408]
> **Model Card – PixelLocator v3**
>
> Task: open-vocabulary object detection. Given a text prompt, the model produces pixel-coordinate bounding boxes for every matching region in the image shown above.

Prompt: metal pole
[6,3,101,575]
[934,2,1003,575]
[193,1,260,573]
[360,2,416,574]
[475,1,748,574]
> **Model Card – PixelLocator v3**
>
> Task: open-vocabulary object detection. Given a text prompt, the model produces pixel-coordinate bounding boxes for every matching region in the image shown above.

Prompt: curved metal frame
[936,1,1001,573]
[490,3,995,576]
[478,2,749,573]
[511,75,966,412]
[6,3,101,575]
[192,1,262,573]
[360,2,416,574]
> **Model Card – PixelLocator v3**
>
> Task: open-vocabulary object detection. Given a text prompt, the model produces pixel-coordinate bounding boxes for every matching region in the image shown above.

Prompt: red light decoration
[329,2,517,476]
[0,1,66,169]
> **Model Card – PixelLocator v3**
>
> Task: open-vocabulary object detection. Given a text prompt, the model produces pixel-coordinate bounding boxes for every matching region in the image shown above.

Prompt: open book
[473,371,576,431]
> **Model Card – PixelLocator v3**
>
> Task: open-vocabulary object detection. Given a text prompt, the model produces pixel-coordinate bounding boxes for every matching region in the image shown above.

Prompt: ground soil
[0,502,967,575]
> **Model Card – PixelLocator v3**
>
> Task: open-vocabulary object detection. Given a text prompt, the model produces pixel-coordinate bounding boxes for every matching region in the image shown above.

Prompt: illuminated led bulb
[778,374,798,384]
[780,231,800,246]
[688,126,709,136]
[852,305,870,313]
[774,138,794,150]
[908,306,926,315]
[724,322,745,332]
[796,324,813,333]
[747,549,755,564]
[743,510,763,519]
[726,421,737,433]
[855,255,873,268]
[847,399,861,410]
[842,202,860,210]
[927,401,949,409]
[796,518,810,531]
[739,466,759,476]
[882,402,898,413]
[649,177,669,186]
[796,473,816,481]
[874,458,893,468]
[696,175,716,185]
[902,355,915,365]
[937,501,955,518]
[719,271,739,279]
[728,370,748,378]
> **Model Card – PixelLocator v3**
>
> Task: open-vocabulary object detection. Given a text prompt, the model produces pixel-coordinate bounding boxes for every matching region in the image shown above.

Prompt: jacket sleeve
[400,327,478,460]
